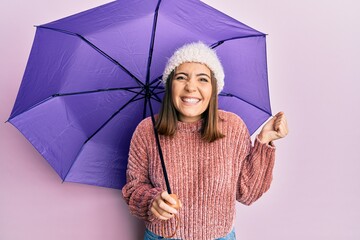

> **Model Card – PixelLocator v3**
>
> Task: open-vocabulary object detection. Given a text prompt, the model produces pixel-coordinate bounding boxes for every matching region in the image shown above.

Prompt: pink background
[1,0,359,239]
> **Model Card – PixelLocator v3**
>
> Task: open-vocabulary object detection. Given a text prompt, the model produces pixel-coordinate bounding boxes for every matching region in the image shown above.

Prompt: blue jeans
[144,228,236,240]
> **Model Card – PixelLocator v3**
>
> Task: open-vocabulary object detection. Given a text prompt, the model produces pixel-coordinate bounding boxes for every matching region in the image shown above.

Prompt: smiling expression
[171,62,213,123]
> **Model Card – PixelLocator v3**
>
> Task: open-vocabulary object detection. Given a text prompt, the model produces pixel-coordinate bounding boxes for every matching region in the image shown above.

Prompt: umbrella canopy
[8,0,272,189]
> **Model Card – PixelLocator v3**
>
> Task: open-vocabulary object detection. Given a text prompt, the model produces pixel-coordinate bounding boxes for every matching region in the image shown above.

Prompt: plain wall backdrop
[1,0,359,239]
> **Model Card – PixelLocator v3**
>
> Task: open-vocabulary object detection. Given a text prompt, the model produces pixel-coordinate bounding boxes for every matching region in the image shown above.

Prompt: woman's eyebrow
[196,73,211,78]
[175,72,210,78]
[174,72,189,77]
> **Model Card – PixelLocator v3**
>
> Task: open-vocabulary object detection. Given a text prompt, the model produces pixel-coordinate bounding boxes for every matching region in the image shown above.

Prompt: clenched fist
[258,112,288,145]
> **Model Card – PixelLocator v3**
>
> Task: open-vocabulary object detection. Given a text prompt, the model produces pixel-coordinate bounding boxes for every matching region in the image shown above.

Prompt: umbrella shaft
[148,97,172,194]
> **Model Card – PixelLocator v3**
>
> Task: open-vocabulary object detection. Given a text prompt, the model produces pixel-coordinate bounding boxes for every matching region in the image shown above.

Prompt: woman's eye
[176,76,186,80]
[200,78,209,82]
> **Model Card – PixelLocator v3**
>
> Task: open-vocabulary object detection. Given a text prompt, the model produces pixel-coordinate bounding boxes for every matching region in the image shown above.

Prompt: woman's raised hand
[258,112,288,145]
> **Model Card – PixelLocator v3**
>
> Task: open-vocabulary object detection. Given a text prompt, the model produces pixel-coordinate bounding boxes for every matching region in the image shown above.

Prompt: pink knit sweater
[122,110,275,240]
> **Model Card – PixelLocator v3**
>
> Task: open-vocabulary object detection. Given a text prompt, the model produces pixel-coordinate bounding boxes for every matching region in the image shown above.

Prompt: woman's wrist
[257,133,272,145]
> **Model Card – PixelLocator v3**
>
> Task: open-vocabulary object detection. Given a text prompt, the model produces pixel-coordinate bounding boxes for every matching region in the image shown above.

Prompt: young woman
[122,42,288,240]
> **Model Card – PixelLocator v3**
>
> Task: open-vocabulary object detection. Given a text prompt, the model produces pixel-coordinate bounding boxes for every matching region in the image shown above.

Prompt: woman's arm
[121,122,163,223]
[236,112,288,205]
[236,136,275,205]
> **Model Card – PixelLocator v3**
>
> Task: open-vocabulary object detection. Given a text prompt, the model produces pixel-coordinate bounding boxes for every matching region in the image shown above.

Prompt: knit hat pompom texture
[162,42,225,93]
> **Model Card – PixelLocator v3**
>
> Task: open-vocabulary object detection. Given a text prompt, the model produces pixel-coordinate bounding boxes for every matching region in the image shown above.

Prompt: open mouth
[181,97,201,104]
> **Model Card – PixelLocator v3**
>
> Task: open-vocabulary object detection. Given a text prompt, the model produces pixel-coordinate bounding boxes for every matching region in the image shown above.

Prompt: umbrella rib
[209,34,266,49]
[84,90,145,145]
[37,26,144,87]
[150,76,162,85]
[219,92,272,116]
[149,81,164,102]
[54,87,145,97]
[152,90,165,98]
[7,87,145,121]
[149,93,162,103]
[62,90,146,181]
[145,0,162,85]
[7,95,53,122]
[142,86,162,118]
[149,77,165,102]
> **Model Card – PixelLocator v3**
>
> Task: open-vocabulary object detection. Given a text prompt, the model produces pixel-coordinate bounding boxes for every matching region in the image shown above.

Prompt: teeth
[182,98,199,103]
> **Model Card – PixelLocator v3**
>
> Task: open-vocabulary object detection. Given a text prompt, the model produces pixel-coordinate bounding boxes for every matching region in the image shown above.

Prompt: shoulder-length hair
[155,69,225,142]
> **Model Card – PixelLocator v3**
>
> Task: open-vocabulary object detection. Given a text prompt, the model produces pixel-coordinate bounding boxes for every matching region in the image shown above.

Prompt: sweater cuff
[146,187,163,223]
[255,135,276,153]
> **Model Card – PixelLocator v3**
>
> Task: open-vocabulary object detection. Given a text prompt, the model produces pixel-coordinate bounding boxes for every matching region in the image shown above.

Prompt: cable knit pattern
[122,110,275,240]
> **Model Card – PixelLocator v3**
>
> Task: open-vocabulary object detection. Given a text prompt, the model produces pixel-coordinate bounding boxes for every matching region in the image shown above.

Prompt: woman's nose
[184,79,197,92]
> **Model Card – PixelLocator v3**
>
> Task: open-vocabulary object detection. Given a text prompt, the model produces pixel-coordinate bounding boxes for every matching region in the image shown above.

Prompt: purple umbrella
[8,0,272,189]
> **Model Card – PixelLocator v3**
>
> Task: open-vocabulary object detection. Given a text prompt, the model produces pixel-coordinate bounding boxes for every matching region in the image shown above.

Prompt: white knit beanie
[162,42,225,94]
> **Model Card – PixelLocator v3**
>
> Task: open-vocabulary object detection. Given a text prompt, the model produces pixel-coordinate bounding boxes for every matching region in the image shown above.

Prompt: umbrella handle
[161,214,180,238]
[161,193,180,238]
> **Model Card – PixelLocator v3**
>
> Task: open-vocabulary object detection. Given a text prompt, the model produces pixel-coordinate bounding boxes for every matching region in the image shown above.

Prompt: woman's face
[171,62,213,122]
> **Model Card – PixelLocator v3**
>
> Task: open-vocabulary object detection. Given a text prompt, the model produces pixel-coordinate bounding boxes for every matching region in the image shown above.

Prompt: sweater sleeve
[121,121,163,223]
[236,133,276,206]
